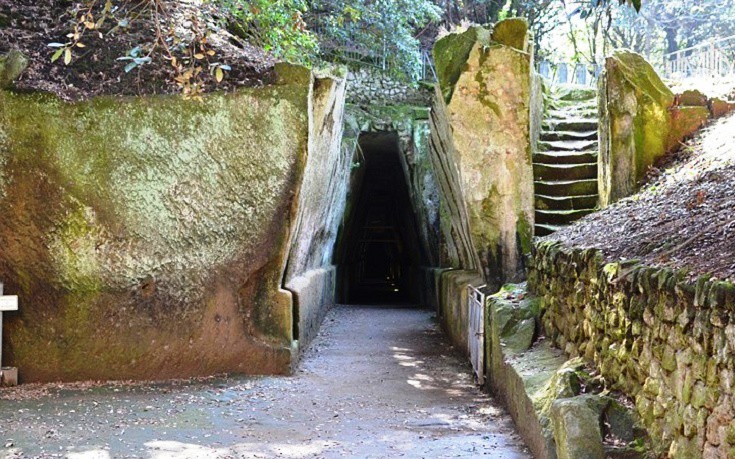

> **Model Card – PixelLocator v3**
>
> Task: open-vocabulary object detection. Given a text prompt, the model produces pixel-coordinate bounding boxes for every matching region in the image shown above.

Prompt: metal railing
[467,284,486,386]
[538,60,603,87]
[663,35,735,79]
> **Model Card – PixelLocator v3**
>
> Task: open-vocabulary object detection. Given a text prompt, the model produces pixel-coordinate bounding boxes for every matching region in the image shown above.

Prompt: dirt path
[0,305,530,458]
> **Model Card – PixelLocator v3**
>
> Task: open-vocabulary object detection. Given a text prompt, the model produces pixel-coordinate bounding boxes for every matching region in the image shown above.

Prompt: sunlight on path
[0,305,529,458]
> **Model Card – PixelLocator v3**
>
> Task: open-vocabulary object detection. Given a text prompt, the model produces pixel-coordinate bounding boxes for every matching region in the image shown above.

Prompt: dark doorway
[336,132,425,305]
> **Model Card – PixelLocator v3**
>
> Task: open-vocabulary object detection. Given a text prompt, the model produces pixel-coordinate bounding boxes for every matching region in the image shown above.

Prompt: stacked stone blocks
[529,240,735,458]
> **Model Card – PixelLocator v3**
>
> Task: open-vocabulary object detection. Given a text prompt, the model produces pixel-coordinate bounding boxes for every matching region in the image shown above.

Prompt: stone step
[540,130,598,142]
[535,208,596,225]
[543,118,599,132]
[538,139,598,152]
[552,85,598,102]
[534,163,597,181]
[547,108,598,120]
[534,150,598,165]
[534,179,598,197]
[535,194,599,211]
[535,223,564,237]
[548,99,598,111]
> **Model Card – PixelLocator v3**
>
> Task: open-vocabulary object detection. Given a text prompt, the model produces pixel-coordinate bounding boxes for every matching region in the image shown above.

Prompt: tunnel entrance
[336,131,425,305]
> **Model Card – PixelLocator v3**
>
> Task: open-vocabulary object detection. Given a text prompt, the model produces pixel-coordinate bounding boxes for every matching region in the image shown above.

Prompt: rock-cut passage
[336,131,426,305]
[534,85,600,236]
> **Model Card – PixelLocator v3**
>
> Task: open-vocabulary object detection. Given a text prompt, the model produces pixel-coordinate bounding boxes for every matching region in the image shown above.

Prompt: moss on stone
[491,18,530,52]
[677,89,708,107]
[0,74,319,381]
[666,106,709,151]
[551,395,607,459]
[0,50,28,89]
[433,26,487,104]
[600,50,675,206]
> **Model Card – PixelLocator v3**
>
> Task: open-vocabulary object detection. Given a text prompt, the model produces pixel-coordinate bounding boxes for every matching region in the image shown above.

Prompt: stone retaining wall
[346,67,431,106]
[529,240,735,458]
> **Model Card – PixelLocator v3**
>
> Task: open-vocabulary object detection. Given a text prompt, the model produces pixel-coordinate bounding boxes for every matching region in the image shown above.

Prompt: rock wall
[529,240,735,458]
[598,50,733,207]
[431,22,535,291]
[346,67,432,106]
[0,63,346,382]
[486,284,644,459]
[284,72,349,351]
[598,50,675,207]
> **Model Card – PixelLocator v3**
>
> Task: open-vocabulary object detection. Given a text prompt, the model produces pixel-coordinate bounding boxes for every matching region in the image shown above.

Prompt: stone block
[710,98,735,118]
[0,367,18,386]
[666,106,710,152]
[551,395,606,459]
[677,89,709,107]
[598,50,674,206]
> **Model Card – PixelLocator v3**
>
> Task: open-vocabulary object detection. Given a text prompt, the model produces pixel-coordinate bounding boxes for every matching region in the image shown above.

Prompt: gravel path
[0,305,529,459]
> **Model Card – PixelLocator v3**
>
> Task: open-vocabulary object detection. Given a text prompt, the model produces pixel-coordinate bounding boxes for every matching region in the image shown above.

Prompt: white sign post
[0,283,18,386]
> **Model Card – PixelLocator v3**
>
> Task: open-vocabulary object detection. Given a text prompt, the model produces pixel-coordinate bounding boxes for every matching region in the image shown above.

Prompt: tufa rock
[710,97,735,118]
[551,395,607,459]
[598,50,674,206]
[676,89,709,107]
[0,50,29,89]
[491,17,530,52]
[666,106,709,151]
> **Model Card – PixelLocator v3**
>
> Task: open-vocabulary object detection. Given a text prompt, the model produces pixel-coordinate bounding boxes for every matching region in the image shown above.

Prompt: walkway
[0,305,529,458]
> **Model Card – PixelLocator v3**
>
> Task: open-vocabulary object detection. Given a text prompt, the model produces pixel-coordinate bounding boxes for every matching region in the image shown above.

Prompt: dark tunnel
[335,131,427,306]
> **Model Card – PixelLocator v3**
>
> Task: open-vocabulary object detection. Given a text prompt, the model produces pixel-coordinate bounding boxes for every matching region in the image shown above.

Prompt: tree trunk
[665,27,678,54]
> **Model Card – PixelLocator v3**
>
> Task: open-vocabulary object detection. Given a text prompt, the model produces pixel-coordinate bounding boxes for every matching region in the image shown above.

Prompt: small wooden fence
[467,284,486,385]
[537,61,603,87]
[663,35,735,79]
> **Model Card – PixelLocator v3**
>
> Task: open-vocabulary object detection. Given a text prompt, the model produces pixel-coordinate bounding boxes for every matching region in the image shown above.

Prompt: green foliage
[223,0,319,64]
[309,0,441,80]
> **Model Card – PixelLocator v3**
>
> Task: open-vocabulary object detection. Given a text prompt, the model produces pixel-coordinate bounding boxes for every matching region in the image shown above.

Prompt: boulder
[490,285,542,354]
[710,97,735,118]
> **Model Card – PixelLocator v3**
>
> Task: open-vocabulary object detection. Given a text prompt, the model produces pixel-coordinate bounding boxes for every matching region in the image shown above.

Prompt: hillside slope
[545,113,735,283]
[0,0,275,100]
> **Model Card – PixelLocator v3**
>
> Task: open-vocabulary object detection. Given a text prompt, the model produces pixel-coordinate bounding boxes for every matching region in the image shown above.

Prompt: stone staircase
[534,86,599,237]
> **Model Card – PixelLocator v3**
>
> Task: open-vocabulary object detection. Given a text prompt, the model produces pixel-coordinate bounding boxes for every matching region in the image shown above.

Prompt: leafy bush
[309,0,441,81]
[223,0,319,64]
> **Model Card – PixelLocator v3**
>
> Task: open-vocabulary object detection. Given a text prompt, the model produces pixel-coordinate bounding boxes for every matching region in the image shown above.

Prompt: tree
[307,0,442,80]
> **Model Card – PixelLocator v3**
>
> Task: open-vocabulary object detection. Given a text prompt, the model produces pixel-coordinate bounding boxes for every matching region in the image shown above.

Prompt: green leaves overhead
[309,0,442,80]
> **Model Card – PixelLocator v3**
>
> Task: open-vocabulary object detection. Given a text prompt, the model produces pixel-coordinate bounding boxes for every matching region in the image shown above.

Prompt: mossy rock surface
[0,69,322,381]
[491,17,529,52]
[609,50,674,108]
[599,50,674,205]
[710,98,735,118]
[551,395,607,459]
[677,89,709,107]
[490,285,541,354]
[667,106,709,151]
[433,27,483,104]
[0,50,28,88]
